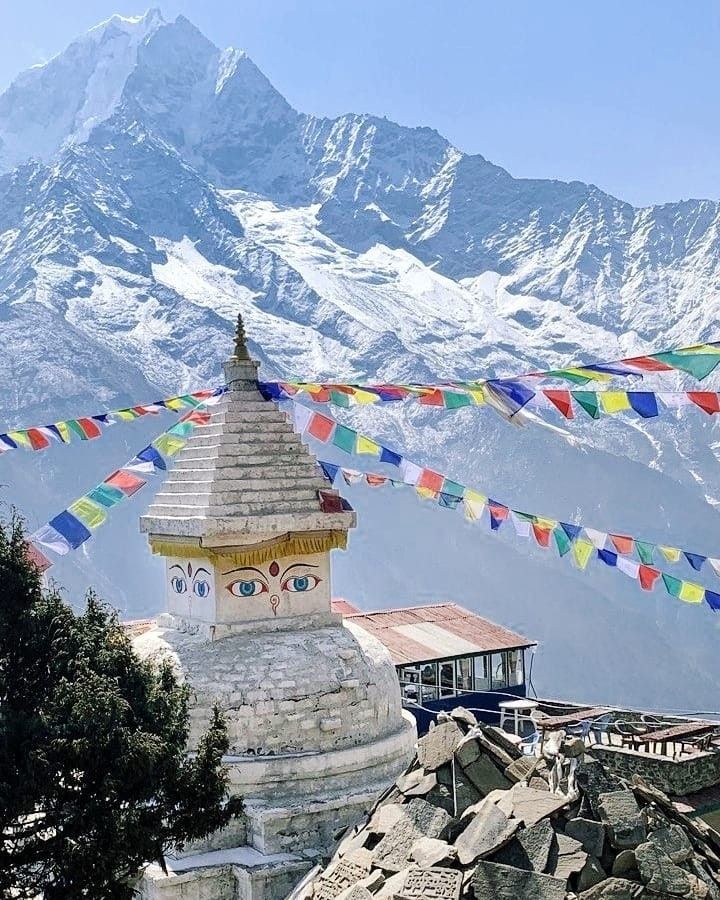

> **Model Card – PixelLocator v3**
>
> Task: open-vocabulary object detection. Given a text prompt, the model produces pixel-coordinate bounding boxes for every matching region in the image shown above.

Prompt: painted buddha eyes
[282,574,320,593]
[169,564,211,600]
[228,579,267,598]
[193,579,210,598]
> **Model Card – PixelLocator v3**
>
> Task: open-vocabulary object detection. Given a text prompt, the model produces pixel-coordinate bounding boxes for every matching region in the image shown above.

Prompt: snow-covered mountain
[1,11,719,713]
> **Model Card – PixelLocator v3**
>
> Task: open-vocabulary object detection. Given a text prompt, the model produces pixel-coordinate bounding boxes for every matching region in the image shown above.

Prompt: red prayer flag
[25,541,52,572]
[318,490,344,513]
[418,469,444,492]
[609,534,634,555]
[638,565,661,591]
[307,413,335,442]
[687,392,720,415]
[418,389,445,407]
[105,469,147,496]
[26,428,51,450]
[76,417,102,439]
[623,355,674,372]
[184,409,211,425]
[365,474,388,487]
[543,390,574,419]
[531,523,552,548]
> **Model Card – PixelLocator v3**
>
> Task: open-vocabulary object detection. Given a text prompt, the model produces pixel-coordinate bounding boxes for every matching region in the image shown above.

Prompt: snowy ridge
[0,13,718,711]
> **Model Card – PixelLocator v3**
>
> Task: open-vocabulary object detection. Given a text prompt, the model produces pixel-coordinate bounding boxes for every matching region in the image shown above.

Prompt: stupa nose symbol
[270,594,280,615]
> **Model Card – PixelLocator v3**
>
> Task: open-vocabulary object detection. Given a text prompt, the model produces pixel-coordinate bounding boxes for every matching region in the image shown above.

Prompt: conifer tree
[0,517,240,899]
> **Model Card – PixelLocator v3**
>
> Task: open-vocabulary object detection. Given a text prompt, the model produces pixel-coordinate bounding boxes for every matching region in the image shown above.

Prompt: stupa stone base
[135,845,313,900]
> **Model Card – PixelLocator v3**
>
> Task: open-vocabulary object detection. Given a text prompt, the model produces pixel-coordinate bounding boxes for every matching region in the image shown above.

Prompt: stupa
[132,317,416,900]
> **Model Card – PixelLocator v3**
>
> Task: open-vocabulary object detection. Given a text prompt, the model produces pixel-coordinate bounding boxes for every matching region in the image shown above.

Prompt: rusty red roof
[331,598,361,615]
[343,602,535,665]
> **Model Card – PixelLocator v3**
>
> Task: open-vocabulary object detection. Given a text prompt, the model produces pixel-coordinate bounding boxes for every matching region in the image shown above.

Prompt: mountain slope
[0,13,718,712]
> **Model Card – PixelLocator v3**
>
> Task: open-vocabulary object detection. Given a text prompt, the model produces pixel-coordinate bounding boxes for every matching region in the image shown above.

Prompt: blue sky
[2,0,718,207]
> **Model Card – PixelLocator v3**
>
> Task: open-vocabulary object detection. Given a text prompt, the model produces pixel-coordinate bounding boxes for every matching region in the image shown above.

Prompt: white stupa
[132,317,416,900]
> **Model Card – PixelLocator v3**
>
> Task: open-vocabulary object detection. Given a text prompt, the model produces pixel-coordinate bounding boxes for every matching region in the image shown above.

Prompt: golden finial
[234,313,250,360]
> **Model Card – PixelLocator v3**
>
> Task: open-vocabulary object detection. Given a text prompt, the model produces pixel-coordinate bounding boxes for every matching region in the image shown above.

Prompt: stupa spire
[234,313,250,360]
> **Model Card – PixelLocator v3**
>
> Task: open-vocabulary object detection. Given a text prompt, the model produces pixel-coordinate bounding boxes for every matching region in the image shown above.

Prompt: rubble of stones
[296,708,720,900]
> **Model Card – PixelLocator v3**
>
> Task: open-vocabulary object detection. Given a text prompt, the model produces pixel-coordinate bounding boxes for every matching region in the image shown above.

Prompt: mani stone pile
[296,710,720,900]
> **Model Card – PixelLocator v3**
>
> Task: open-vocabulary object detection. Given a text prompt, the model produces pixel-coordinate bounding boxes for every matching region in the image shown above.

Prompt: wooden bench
[626,721,718,757]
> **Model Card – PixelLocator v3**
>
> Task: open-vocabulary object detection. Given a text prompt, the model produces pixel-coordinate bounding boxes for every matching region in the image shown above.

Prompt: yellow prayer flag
[598,392,632,414]
[55,421,71,443]
[163,398,186,411]
[465,489,487,505]
[154,433,187,457]
[465,387,486,405]
[567,368,613,383]
[463,496,486,521]
[356,435,380,455]
[534,517,558,530]
[678,581,705,604]
[114,409,138,421]
[7,430,30,447]
[69,497,107,529]
[572,539,594,570]
[659,545,682,563]
[416,486,437,501]
[352,389,379,405]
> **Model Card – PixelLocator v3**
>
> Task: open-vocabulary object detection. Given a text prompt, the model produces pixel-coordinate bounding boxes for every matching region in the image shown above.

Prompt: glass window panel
[421,662,438,702]
[456,657,473,692]
[473,654,491,690]
[398,666,420,701]
[507,650,524,686]
[491,652,509,689]
[440,661,456,696]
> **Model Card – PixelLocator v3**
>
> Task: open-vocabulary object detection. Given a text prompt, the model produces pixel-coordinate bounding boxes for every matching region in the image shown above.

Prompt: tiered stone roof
[140,317,355,552]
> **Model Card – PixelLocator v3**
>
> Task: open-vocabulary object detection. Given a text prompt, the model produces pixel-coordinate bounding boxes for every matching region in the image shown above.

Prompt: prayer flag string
[290,403,720,612]
[28,389,226,571]
[0,387,225,456]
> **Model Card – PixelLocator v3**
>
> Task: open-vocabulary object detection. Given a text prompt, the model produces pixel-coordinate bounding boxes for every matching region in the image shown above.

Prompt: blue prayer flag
[137,445,167,471]
[48,510,91,549]
[438,493,462,509]
[598,548,618,567]
[561,522,582,542]
[320,462,339,483]
[705,590,720,611]
[379,447,403,467]
[683,551,706,571]
[627,392,659,418]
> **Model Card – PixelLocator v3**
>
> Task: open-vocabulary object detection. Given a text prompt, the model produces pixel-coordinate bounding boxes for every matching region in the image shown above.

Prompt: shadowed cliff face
[0,12,718,713]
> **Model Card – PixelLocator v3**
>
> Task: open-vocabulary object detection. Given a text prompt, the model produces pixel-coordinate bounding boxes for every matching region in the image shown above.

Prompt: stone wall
[133,622,404,758]
[591,743,720,795]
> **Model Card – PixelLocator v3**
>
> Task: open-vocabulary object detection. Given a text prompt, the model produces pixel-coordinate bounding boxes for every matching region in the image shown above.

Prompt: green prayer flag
[329,390,351,408]
[546,369,592,385]
[443,391,472,409]
[440,479,465,498]
[635,540,655,564]
[87,484,126,508]
[661,573,683,598]
[179,394,201,408]
[67,419,89,440]
[332,424,356,453]
[655,352,720,381]
[553,526,572,557]
[572,392,600,419]
[168,421,194,437]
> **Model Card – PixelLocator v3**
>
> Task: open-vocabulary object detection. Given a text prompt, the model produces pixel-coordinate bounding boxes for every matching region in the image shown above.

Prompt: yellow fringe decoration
[148,530,348,567]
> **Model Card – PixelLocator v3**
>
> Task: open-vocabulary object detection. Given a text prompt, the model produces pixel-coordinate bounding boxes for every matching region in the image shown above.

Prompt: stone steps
[160,476,327,494]
[192,421,295,437]
[153,487,319,508]
[184,432,302,449]
[148,497,319,517]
